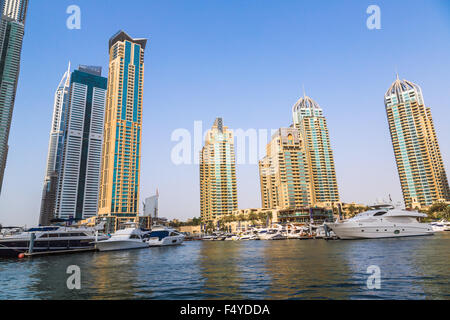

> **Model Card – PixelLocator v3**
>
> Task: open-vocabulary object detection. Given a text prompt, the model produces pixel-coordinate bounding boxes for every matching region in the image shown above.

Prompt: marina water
[0,233,449,299]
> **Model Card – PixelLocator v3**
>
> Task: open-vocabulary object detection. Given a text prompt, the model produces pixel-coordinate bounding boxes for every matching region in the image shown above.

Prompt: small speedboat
[95,224,149,252]
[224,234,239,241]
[430,220,450,232]
[145,226,185,247]
[257,228,285,240]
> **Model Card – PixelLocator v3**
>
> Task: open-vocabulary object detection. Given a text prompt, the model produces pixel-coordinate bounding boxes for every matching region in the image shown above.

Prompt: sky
[0,0,449,226]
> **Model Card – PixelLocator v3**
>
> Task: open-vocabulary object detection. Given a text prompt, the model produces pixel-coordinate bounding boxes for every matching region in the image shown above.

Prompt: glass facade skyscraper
[385,77,450,208]
[39,65,107,225]
[39,63,71,226]
[0,0,28,195]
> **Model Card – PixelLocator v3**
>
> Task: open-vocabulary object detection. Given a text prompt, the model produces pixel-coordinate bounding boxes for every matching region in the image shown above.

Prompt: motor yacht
[224,234,239,241]
[325,206,433,240]
[285,227,304,239]
[238,230,258,240]
[256,227,285,240]
[95,224,149,251]
[145,225,185,246]
[201,235,216,241]
[0,225,108,257]
[430,220,450,232]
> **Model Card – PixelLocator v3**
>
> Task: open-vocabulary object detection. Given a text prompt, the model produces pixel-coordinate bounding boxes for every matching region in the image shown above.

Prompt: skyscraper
[98,31,147,231]
[200,118,238,223]
[385,76,450,208]
[39,65,107,225]
[39,63,71,226]
[259,127,311,209]
[292,95,340,205]
[0,0,28,195]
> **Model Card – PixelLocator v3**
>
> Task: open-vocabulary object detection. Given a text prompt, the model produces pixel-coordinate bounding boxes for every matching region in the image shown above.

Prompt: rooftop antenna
[302,84,306,98]
[395,67,399,81]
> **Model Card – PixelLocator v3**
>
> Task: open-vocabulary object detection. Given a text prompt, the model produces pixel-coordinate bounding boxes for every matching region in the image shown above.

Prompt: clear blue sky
[1,0,449,226]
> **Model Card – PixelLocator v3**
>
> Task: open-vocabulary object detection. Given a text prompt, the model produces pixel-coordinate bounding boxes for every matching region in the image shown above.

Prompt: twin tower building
[200,94,340,223]
[200,78,450,223]
[39,31,147,231]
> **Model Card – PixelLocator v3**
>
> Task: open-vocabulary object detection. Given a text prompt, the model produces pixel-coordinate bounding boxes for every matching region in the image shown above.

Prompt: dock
[24,248,97,257]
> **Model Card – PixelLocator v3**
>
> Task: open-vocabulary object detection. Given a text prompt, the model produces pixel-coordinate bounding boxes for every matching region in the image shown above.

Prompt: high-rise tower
[292,95,339,205]
[200,118,238,223]
[39,63,71,226]
[39,65,107,225]
[98,31,147,231]
[259,128,311,209]
[0,0,28,195]
[385,76,450,208]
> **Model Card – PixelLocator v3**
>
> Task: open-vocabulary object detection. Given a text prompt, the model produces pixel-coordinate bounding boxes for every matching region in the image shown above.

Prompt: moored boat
[145,225,185,246]
[95,224,149,251]
[0,226,108,257]
[325,206,433,240]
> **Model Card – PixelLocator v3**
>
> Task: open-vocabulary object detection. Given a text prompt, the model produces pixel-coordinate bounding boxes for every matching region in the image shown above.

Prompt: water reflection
[0,234,448,299]
[199,241,245,299]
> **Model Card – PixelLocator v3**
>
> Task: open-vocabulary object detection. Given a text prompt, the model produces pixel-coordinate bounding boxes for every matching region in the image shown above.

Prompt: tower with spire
[39,63,108,225]
[385,76,450,208]
[292,92,340,206]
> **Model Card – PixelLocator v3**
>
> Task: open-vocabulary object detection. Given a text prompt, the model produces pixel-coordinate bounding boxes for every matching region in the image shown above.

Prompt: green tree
[248,212,258,226]
[347,205,357,218]
[428,202,449,219]
[443,206,450,221]
[206,221,215,234]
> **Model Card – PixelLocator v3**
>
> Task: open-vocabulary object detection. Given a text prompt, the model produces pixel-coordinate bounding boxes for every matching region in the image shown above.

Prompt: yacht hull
[0,236,108,257]
[147,236,184,247]
[326,223,434,240]
[95,240,149,252]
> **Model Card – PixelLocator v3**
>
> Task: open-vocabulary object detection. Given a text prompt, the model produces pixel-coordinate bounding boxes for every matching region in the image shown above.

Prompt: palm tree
[266,211,273,226]
[258,212,267,225]
[347,205,357,218]
[206,221,215,234]
[443,206,450,221]
[428,202,449,219]
[248,212,258,226]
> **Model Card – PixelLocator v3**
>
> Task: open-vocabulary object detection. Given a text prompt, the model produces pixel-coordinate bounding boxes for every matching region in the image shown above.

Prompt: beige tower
[98,31,147,231]
[200,118,238,223]
[259,128,312,209]
[385,77,450,208]
[292,95,340,205]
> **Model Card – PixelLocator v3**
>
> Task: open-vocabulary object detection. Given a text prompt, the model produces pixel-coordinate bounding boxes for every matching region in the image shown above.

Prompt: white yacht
[325,206,433,240]
[95,224,149,251]
[224,234,239,241]
[430,220,450,232]
[285,226,306,239]
[256,227,285,240]
[145,226,185,247]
